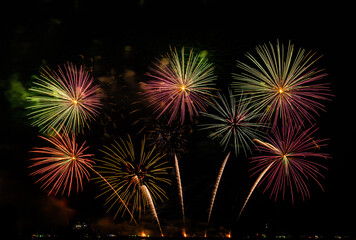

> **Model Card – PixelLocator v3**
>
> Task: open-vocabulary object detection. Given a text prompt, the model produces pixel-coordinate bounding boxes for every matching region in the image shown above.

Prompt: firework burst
[147,120,188,157]
[249,125,329,203]
[27,62,102,134]
[232,40,331,128]
[95,135,171,220]
[200,89,264,156]
[144,46,216,124]
[29,127,94,196]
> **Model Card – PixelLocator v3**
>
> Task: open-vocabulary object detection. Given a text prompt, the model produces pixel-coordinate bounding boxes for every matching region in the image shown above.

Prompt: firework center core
[282,154,289,164]
[72,99,78,104]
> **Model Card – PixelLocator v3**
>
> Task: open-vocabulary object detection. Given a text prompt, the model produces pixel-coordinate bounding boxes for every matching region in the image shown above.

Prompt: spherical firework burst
[144,46,216,124]
[200,89,264,156]
[95,135,170,219]
[232,40,331,128]
[27,62,102,134]
[29,127,94,196]
[147,119,188,157]
[249,125,329,202]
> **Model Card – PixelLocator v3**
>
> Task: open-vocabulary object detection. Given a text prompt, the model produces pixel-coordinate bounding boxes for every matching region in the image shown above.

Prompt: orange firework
[29,127,138,224]
[29,127,93,196]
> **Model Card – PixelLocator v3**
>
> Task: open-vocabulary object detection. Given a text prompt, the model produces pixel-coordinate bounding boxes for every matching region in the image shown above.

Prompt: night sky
[1,0,355,239]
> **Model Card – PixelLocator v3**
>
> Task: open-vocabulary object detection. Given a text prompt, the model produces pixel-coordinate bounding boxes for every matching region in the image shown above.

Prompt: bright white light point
[279,88,284,94]
[72,99,78,104]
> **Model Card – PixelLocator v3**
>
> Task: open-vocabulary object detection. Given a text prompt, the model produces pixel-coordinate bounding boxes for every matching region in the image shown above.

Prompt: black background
[1,0,355,239]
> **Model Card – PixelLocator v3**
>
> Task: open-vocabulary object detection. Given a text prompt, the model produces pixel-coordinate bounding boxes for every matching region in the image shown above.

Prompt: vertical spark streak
[174,154,185,235]
[205,152,231,236]
[238,161,274,219]
[140,185,163,236]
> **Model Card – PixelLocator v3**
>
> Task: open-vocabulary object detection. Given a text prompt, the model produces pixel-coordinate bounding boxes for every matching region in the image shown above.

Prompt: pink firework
[29,127,94,196]
[144,47,216,124]
[249,125,329,202]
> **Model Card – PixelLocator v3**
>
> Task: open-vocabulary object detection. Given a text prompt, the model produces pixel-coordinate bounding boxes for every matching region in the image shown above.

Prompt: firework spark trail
[140,185,163,236]
[88,165,138,226]
[174,154,185,235]
[237,138,282,219]
[237,161,274,220]
[253,138,280,153]
[205,151,231,236]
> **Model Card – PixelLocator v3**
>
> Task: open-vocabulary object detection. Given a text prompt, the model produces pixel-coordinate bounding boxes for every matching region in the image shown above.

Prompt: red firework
[249,125,329,202]
[29,127,94,196]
